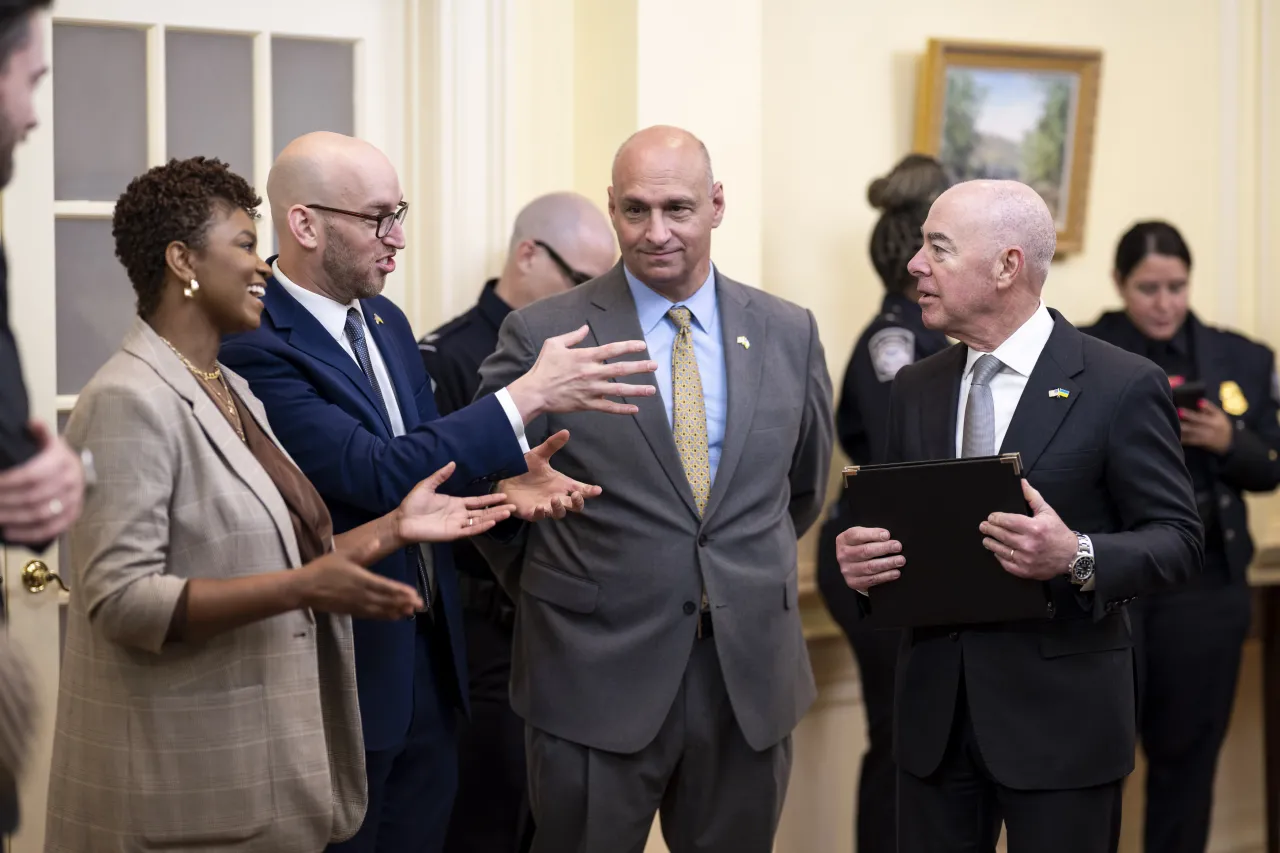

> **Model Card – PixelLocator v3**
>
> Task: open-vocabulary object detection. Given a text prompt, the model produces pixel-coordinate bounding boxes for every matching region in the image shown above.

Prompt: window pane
[56,219,136,395]
[166,31,254,180]
[272,37,354,157]
[53,24,147,201]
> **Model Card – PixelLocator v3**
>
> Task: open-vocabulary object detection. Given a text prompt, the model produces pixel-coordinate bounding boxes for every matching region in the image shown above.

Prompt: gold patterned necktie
[668,307,712,516]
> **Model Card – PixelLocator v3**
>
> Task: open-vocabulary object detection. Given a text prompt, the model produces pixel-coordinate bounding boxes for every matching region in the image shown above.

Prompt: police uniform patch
[868,327,916,382]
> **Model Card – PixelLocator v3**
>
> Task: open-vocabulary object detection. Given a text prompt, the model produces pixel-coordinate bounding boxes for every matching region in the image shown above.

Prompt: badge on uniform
[1220,380,1248,416]
[868,327,916,382]
[1048,388,1070,399]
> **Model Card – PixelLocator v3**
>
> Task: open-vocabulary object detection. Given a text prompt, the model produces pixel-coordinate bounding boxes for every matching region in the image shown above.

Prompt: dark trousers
[525,635,792,853]
[328,624,459,853]
[817,510,899,853]
[1133,574,1252,853]
[444,608,532,853]
[898,677,1123,853]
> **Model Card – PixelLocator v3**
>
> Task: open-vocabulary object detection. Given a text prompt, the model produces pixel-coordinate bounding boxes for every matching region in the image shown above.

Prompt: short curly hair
[112,157,261,318]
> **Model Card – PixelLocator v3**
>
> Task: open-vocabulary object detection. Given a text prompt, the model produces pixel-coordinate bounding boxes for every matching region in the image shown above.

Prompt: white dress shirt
[954,301,1055,457]
[273,260,530,451]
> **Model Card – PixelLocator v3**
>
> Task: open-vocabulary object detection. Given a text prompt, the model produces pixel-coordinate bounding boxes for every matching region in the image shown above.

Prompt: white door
[1,2,405,850]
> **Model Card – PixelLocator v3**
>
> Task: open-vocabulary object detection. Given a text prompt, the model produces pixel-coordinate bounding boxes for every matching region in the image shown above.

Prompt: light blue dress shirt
[624,264,727,482]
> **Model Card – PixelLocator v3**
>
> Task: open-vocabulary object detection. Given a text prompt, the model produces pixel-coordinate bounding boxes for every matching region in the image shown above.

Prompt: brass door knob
[22,560,68,594]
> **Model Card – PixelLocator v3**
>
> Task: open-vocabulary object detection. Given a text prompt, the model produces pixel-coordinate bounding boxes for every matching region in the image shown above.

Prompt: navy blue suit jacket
[221,272,528,751]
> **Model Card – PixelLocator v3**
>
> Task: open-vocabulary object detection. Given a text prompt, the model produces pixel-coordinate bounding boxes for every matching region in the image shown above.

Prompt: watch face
[1073,556,1095,580]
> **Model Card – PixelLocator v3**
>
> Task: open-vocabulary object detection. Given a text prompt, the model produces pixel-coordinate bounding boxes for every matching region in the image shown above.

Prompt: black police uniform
[1083,310,1280,853]
[815,292,948,853]
[420,279,532,853]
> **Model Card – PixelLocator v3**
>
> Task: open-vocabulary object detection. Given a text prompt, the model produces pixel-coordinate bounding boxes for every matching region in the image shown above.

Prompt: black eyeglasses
[305,201,409,238]
[534,239,592,286]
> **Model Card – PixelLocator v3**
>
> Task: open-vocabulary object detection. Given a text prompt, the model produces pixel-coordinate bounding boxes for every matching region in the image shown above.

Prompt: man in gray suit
[474,125,834,853]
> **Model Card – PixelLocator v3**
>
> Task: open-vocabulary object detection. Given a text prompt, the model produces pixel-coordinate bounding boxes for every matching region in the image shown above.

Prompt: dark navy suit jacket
[221,270,527,751]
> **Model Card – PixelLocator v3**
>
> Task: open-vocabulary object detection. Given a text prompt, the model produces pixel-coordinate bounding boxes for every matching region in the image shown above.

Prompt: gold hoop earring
[183,279,200,299]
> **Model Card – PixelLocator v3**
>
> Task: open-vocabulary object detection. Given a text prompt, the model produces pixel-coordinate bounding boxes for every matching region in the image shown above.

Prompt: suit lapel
[360,300,420,430]
[921,344,966,460]
[123,319,303,571]
[265,279,394,437]
[998,313,1084,472]
[703,275,766,521]
[588,268,701,519]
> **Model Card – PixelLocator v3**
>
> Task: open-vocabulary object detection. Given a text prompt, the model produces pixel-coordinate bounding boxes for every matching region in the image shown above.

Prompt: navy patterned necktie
[962,354,1005,458]
[343,307,433,614]
[344,308,390,421]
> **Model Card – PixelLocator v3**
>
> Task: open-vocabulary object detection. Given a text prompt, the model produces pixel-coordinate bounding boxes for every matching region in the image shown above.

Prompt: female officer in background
[815,153,951,853]
[1083,220,1280,853]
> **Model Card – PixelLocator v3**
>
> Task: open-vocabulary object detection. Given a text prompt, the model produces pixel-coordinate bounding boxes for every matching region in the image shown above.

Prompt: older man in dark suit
[837,180,1203,853]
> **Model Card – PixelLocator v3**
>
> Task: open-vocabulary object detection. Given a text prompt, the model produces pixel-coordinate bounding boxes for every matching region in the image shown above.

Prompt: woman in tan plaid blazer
[44,158,512,852]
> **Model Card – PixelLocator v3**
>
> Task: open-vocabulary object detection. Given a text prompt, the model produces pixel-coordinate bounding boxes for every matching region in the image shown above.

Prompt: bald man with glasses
[419,191,617,853]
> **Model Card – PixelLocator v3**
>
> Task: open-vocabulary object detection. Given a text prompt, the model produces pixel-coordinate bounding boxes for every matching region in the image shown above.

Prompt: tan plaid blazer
[45,318,366,852]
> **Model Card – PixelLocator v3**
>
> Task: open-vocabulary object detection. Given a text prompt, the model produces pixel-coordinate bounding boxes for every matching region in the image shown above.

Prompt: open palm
[396,462,515,542]
[503,430,603,521]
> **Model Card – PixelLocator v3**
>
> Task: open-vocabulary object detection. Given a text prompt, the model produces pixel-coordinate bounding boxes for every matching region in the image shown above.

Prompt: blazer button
[949,632,959,641]
[1225,529,1236,542]
[698,534,709,547]
[1220,494,1232,509]
[683,601,697,615]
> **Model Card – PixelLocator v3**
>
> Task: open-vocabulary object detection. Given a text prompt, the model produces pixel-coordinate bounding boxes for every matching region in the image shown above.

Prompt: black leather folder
[843,453,1052,629]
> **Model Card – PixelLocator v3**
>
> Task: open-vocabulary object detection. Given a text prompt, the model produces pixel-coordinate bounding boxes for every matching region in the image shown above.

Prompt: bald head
[267,132,406,304]
[939,180,1057,286]
[908,180,1056,349]
[612,125,714,192]
[509,192,613,257]
[266,131,399,224]
[498,192,616,309]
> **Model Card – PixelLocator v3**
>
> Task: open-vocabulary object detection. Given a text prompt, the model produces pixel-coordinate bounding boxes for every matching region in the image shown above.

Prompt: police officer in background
[1082,220,1280,853]
[815,153,950,853]
[420,191,616,853]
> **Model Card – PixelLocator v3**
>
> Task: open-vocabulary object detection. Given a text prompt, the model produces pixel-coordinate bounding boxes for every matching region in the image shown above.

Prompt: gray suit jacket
[475,265,833,753]
[45,319,365,852]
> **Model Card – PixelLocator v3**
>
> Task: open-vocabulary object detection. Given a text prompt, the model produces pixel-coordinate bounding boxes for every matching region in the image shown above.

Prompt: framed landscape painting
[913,39,1103,255]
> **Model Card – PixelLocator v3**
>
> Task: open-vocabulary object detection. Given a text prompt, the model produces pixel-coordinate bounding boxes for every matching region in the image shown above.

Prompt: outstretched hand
[500,430,602,521]
[396,462,516,542]
[506,325,658,421]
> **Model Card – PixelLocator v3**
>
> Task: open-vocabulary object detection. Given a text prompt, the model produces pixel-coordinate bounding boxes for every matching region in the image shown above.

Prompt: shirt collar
[623,262,718,336]
[964,301,1054,379]
[273,258,359,343]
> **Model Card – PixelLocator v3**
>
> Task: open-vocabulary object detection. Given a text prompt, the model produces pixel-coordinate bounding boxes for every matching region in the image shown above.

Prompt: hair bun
[867,153,952,212]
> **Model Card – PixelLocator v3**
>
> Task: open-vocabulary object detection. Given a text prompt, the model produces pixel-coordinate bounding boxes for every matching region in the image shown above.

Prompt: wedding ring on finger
[1008,548,1015,559]
[47,497,64,518]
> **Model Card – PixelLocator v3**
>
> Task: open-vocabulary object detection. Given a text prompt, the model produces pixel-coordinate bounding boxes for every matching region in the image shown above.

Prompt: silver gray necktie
[962,354,1004,458]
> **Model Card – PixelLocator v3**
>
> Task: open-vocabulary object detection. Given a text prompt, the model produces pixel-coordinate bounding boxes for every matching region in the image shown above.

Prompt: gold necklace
[157,335,221,381]
[158,335,246,442]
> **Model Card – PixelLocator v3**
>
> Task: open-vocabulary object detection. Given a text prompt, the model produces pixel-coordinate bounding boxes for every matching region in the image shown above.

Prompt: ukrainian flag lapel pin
[374,314,384,325]
[736,335,750,350]
[1048,387,1070,399]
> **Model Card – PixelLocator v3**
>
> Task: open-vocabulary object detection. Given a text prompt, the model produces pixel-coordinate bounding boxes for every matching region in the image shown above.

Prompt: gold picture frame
[913,39,1103,256]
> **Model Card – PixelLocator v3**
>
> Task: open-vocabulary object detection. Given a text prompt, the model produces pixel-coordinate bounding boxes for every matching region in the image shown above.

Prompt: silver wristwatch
[1068,531,1095,586]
